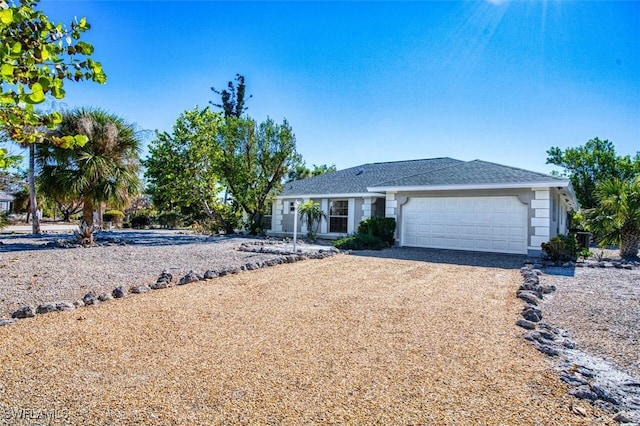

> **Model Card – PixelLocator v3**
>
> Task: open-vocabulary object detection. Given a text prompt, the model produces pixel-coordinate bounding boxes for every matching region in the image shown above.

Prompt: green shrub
[541,234,579,261]
[158,211,182,229]
[333,216,397,250]
[130,214,151,229]
[358,216,396,245]
[333,233,389,250]
[103,209,125,226]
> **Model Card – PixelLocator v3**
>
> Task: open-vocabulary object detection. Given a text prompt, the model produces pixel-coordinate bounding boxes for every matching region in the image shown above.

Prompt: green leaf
[11,42,21,53]
[0,9,12,24]
[74,134,89,147]
[0,63,13,77]
[0,93,16,105]
[51,86,65,99]
[76,41,94,55]
[50,111,63,124]
[38,75,52,90]
[26,82,45,104]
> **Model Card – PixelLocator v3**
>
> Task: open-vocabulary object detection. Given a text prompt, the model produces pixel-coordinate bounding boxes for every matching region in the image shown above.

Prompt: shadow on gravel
[350,246,527,269]
[0,230,243,253]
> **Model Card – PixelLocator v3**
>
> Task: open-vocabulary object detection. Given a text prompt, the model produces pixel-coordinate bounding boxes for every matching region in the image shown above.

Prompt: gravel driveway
[0,236,615,424]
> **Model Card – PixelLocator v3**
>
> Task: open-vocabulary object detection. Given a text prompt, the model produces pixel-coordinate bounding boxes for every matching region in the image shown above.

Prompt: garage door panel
[402,196,527,254]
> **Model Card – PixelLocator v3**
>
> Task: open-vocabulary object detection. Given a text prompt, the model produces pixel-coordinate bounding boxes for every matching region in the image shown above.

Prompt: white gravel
[540,266,640,378]
[0,231,314,318]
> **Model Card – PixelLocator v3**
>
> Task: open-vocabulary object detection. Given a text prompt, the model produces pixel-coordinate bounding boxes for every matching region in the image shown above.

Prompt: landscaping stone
[534,343,560,357]
[569,387,598,401]
[150,280,169,290]
[112,286,127,299]
[130,285,151,294]
[517,291,540,305]
[522,306,542,322]
[178,271,202,285]
[0,318,16,326]
[593,385,620,405]
[157,271,173,283]
[516,319,537,330]
[36,301,75,314]
[73,299,85,308]
[613,412,634,423]
[98,293,113,302]
[83,291,99,305]
[203,270,218,279]
[518,261,640,420]
[11,306,35,319]
[36,302,58,315]
[56,301,75,311]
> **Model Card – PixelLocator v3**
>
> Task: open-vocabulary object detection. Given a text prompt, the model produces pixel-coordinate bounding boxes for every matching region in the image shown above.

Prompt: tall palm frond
[36,107,142,226]
[586,178,640,258]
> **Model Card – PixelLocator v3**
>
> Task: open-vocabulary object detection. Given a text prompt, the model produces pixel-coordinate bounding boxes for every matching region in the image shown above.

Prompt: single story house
[267,157,578,255]
[0,191,14,213]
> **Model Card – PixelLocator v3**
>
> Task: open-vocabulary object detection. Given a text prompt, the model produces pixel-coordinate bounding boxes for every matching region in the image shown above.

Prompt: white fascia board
[274,192,385,200]
[367,181,570,192]
[557,181,580,211]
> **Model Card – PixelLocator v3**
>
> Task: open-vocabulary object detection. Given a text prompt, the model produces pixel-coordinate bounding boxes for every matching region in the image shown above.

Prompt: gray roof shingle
[370,160,566,188]
[280,158,463,196]
[279,158,567,196]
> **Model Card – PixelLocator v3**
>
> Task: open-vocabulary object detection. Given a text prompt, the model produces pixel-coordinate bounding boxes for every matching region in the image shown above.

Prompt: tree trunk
[619,226,640,258]
[28,144,41,235]
[83,197,94,226]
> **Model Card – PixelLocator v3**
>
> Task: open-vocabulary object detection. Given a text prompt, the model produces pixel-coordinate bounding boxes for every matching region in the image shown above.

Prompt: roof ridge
[371,158,467,187]
[468,159,562,179]
[367,157,457,166]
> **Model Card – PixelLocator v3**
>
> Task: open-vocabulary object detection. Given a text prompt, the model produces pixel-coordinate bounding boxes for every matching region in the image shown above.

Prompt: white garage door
[401,196,528,254]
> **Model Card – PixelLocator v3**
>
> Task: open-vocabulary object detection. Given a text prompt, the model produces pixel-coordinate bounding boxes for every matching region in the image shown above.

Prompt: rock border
[516,262,640,424]
[533,259,638,270]
[0,243,340,327]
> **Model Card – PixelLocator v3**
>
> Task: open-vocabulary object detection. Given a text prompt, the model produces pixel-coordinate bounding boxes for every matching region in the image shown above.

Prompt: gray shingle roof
[0,192,14,201]
[369,160,566,188]
[280,158,464,196]
[280,158,567,196]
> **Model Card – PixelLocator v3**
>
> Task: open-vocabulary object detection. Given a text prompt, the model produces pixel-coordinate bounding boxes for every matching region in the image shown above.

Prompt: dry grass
[0,255,614,425]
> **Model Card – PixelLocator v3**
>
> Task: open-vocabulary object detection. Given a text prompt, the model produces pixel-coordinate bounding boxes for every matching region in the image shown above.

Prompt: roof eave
[367,181,571,192]
[275,192,385,199]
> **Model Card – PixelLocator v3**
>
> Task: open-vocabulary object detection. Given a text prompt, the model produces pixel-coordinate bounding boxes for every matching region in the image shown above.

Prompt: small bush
[158,211,182,229]
[578,247,592,261]
[333,233,389,250]
[130,214,151,229]
[103,209,125,226]
[541,234,579,261]
[358,216,396,246]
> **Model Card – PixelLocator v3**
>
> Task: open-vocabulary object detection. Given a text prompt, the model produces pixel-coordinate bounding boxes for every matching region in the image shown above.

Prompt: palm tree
[586,178,640,258]
[298,200,326,241]
[36,108,141,227]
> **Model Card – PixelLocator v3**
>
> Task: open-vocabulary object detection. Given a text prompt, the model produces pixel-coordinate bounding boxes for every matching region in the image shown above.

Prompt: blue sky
[39,0,639,174]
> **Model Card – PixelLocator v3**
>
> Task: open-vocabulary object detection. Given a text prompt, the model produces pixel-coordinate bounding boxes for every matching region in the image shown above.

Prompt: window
[289,201,296,213]
[329,200,348,233]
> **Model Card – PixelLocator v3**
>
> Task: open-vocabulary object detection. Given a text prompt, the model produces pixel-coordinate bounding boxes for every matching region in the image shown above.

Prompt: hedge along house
[268,158,578,256]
